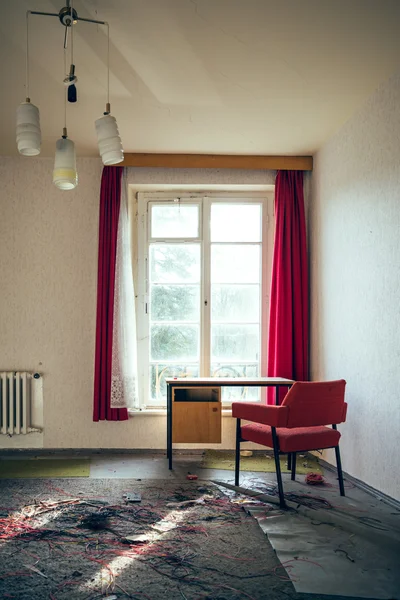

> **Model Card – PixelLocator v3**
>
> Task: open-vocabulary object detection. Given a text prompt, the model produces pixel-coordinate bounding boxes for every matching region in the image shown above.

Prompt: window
[136,193,273,407]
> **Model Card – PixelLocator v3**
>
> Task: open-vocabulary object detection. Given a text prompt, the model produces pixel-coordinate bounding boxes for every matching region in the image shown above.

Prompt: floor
[0,451,399,600]
[0,450,353,483]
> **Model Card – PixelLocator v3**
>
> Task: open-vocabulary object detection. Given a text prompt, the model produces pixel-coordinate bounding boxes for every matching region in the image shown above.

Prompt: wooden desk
[166,377,294,470]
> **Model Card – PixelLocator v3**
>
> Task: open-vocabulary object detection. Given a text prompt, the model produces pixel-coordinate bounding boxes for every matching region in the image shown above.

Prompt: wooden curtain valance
[118,153,313,171]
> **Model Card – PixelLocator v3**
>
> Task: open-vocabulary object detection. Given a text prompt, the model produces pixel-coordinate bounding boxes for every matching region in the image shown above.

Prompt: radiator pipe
[9,372,41,378]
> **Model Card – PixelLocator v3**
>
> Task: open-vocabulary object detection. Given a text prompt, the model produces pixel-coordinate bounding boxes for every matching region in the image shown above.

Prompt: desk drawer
[172,387,221,443]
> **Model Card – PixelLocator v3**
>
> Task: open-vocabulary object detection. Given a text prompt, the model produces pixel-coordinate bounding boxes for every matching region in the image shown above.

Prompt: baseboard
[0,448,270,457]
[0,448,203,457]
[318,456,400,510]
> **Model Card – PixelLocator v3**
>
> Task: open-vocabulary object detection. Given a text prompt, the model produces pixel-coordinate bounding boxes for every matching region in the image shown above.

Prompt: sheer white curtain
[111,173,138,408]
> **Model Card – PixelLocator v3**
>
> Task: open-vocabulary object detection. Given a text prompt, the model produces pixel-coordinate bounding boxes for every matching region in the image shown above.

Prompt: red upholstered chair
[232,380,347,508]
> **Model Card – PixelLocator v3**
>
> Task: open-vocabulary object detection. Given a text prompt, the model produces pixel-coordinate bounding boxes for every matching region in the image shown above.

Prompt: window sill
[128,408,233,417]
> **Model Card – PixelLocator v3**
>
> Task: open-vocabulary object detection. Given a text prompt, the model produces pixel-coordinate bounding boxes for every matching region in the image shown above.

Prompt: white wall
[0,157,275,450]
[310,70,400,500]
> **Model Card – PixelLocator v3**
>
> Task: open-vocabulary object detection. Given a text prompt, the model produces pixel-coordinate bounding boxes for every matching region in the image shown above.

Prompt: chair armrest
[232,402,289,427]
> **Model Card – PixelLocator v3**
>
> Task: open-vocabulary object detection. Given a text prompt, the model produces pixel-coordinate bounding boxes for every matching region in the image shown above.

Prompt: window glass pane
[151,285,200,321]
[150,364,199,403]
[211,204,261,242]
[211,245,260,284]
[151,204,199,238]
[212,284,259,322]
[151,325,199,361]
[211,363,259,378]
[211,325,259,361]
[150,244,200,284]
[211,363,260,401]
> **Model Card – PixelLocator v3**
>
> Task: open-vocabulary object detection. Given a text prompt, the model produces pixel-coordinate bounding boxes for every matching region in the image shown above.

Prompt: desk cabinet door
[172,388,221,443]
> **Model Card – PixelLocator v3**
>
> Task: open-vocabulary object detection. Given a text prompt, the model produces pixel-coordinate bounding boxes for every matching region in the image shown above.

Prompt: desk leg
[275,385,279,406]
[235,419,241,487]
[167,385,172,469]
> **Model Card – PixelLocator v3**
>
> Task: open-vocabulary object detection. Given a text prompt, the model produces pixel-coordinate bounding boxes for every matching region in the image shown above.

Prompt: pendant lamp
[95,23,124,165]
[95,106,124,165]
[53,128,78,190]
[16,100,41,156]
[16,13,41,156]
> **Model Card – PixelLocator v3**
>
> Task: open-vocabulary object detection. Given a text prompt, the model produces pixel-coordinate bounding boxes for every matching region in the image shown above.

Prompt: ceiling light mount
[58,5,78,27]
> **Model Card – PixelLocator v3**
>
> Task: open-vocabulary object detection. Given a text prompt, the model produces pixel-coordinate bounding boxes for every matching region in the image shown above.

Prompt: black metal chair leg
[335,445,345,496]
[167,384,172,469]
[271,427,286,508]
[291,452,297,481]
[287,453,292,470]
[235,419,241,486]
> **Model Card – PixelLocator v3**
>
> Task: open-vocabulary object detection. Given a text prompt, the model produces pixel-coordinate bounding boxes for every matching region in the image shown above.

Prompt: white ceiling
[1,0,400,157]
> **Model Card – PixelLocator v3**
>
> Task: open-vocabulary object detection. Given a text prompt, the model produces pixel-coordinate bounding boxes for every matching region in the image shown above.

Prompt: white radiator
[0,372,41,435]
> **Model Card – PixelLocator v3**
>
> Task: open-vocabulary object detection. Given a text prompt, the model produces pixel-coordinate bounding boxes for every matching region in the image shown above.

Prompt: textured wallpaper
[0,158,275,450]
[310,70,400,500]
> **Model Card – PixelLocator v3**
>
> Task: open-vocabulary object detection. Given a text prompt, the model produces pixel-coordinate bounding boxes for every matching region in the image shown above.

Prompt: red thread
[305,472,325,485]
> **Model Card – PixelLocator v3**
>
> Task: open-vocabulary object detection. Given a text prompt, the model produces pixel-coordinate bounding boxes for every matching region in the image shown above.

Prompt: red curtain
[267,170,309,404]
[93,166,128,421]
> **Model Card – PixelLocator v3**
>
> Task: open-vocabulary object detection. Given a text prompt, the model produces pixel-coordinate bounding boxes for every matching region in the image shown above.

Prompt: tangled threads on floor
[78,509,114,530]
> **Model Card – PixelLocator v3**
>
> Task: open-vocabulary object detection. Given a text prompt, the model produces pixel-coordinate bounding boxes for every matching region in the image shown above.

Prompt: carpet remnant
[202,450,322,474]
[0,458,90,478]
[0,478,298,600]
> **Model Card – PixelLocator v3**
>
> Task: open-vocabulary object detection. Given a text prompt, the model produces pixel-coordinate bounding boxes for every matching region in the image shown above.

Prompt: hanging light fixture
[95,23,124,165]
[16,12,41,156]
[17,1,124,186]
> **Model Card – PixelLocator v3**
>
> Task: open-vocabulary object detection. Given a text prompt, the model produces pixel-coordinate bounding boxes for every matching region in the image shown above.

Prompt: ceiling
[1,0,400,158]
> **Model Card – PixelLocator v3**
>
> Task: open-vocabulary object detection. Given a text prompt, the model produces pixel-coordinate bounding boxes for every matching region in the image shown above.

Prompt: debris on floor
[123,491,142,502]
[305,472,326,485]
[240,450,253,457]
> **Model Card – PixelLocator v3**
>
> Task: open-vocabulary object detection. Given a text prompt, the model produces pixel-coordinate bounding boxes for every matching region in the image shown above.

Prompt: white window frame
[136,191,274,409]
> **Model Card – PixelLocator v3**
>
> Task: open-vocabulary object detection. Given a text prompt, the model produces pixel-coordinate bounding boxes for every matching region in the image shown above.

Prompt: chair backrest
[281,380,347,428]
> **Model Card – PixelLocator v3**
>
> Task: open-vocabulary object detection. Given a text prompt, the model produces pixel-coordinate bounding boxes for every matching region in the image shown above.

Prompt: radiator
[0,372,41,435]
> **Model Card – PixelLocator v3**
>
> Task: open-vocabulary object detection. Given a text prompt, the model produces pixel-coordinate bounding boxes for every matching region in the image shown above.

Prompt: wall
[0,157,275,450]
[310,70,400,500]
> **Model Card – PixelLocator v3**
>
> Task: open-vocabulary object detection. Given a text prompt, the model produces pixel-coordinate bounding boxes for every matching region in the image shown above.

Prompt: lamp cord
[63,44,67,133]
[25,11,30,100]
[106,22,110,108]
[70,0,74,66]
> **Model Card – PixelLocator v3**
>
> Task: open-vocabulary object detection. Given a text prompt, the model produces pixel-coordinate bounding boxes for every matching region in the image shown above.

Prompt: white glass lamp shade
[16,102,41,156]
[53,138,78,190]
[95,115,124,165]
